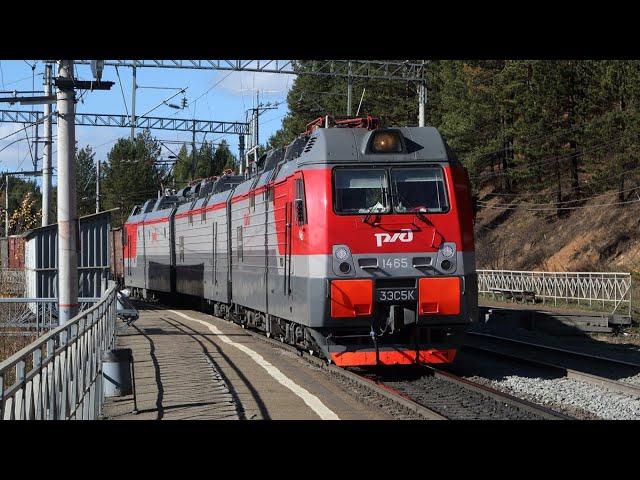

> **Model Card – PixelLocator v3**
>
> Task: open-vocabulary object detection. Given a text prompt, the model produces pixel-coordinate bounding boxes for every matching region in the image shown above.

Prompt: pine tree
[223,60,640,220]
[194,141,215,179]
[75,146,97,217]
[268,61,420,149]
[172,144,193,186]
[102,131,161,226]
[596,61,640,200]
[213,140,236,175]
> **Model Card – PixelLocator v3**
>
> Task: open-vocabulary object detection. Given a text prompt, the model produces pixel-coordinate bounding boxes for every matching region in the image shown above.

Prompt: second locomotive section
[123,122,478,366]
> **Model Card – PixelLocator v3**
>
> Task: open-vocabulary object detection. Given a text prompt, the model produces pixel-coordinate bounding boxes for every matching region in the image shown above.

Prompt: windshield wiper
[392,187,432,226]
[391,187,446,246]
[363,187,388,225]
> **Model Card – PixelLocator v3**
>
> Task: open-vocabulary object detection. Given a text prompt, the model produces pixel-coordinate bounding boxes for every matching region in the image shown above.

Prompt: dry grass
[475,189,640,273]
[0,335,35,362]
[0,270,34,371]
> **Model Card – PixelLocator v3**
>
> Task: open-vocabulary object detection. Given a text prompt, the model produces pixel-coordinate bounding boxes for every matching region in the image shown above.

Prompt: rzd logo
[374,229,414,247]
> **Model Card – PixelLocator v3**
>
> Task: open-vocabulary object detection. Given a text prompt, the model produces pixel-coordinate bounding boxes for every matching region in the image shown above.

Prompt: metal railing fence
[0,298,101,336]
[0,284,117,420]
[477,270,632,317]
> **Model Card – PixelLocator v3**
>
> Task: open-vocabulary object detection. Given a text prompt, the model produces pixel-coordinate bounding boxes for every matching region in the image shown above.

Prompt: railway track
[227,315,573,419]
[227,317,570,419]
[463,332,640,398]
[357,364,570,420]
[242,325,448,420]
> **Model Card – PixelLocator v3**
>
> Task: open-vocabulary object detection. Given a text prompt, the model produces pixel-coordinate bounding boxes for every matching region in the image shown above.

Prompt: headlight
[369,130,403,153]
[441,245,455,258]
[335,247,349,261]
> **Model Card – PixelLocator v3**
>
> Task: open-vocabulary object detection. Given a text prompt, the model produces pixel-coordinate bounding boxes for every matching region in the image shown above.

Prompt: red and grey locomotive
[123,116,478,367]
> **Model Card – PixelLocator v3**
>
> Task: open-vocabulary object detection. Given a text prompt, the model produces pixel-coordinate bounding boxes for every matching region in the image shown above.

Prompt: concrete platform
[103,304,393,420]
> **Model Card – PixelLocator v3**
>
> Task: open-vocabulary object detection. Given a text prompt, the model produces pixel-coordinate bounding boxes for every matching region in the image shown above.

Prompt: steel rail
[230,320,447,420]
[467,332,640,369]
[464,332,640,397]
[206,309,565,419]
[422,364,571,420]
[464,344,640,398]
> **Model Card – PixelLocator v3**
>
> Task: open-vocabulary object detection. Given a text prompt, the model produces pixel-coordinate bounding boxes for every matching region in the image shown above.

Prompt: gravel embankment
[482,375,640,420]
[620,373,640,385]
[452,349,640,419]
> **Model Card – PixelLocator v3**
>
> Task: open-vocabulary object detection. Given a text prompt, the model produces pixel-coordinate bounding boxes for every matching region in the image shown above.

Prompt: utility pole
[254,91,259,147]
[241,91,279,175]
[347,61,353,116]
[246,90,279,150]
[418,61,427,127]
[418,80,426,127]
[95,158,100,213]
[30,62,38,172]
[42,64,53,226]
[192,120,197,175]
[130,66,137,140]
[33,117,39,172]
[56,60,79,324]
[4,175,8,237]
[238,135,245,173]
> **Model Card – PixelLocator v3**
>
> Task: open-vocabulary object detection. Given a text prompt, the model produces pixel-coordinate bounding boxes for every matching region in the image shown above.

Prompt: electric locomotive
[122,116,478,367]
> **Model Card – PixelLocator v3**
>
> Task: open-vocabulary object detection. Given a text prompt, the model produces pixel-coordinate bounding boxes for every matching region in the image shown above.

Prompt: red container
[8,236,25,269]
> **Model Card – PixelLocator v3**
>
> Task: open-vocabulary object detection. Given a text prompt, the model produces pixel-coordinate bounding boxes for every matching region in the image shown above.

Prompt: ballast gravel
[484,375,640,420]
[620,374,640,386]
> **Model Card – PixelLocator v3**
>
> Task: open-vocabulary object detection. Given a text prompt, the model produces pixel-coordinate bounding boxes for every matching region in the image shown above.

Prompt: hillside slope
[474,189,640,275]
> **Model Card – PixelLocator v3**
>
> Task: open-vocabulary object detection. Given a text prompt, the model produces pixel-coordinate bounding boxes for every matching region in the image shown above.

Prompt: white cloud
[218,71,295,99]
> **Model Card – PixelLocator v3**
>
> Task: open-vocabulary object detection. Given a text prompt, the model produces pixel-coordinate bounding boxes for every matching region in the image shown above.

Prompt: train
[120,116,478,367]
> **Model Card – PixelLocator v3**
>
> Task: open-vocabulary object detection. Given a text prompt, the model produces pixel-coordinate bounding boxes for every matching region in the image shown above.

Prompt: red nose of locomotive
[315,126,477,366]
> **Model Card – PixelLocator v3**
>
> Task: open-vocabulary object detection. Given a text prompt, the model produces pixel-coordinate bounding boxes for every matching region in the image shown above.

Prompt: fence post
[15,360,25,420]
[0,374,4,420]
[32,349,42,419]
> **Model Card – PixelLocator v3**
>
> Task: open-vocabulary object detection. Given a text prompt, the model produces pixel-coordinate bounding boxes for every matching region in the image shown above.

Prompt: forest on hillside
[1,131,238,230]
[3,60,640,234]
[269,60,640,215]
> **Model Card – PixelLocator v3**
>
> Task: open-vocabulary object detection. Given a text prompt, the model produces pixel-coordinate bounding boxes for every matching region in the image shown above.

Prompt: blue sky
[0,60,293,187]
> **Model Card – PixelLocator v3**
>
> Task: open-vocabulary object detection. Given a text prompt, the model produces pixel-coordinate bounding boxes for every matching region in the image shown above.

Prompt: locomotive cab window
[333,168,390,214]
[391,167,449,213]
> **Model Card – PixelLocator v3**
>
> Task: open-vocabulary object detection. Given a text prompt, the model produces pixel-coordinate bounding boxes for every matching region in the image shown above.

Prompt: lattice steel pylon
[59,60,429,82]
[0,110,249,135]
[44,60,431,125]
